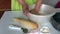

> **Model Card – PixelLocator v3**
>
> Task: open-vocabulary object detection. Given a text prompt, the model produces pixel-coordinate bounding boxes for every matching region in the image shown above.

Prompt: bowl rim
[29,12,56,17]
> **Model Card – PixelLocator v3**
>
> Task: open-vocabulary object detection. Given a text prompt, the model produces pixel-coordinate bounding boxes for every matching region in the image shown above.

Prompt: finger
[24,12,28,16]
[23,10,29,16]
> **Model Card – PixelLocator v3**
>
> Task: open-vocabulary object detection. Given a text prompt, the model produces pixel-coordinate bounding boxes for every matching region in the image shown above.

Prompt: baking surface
[0,11,60,34]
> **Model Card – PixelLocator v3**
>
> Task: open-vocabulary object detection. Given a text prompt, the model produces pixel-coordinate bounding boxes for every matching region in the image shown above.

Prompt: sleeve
[24,0,35,5]
[11,0,36,11]
[11,0,22,11]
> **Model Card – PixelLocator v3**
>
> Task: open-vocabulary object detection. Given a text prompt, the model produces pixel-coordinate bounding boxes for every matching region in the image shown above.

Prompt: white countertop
[0,10,60,34]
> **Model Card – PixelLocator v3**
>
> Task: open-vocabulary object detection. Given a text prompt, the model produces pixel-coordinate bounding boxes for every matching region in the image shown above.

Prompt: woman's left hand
[22,4,29,16]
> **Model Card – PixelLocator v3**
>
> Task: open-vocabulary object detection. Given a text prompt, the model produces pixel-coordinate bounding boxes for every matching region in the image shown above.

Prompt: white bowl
[28,4,56,25]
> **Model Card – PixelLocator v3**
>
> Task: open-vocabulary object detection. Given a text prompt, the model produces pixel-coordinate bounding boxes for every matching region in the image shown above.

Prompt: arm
[35,0,42,11]
[31,0,42,14]
[17,0,28,9]
[17,0,26,6]
[17,0,29,16]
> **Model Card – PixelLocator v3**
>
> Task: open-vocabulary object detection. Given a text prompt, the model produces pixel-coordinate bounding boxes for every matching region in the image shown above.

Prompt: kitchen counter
[0,11,60,34]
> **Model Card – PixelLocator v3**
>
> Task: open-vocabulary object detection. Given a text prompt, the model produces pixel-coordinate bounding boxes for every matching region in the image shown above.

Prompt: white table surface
[0,10,60,34]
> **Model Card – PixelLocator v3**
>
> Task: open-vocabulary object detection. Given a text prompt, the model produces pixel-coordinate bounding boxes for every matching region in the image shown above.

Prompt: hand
[32,0,42,15]
[22,4,29,16]
[17,0,29,16]
[30,9,39,15]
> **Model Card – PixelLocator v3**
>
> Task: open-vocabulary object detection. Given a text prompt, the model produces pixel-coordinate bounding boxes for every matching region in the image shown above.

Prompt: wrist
[22,3,27,6]
[33,9,38,12]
